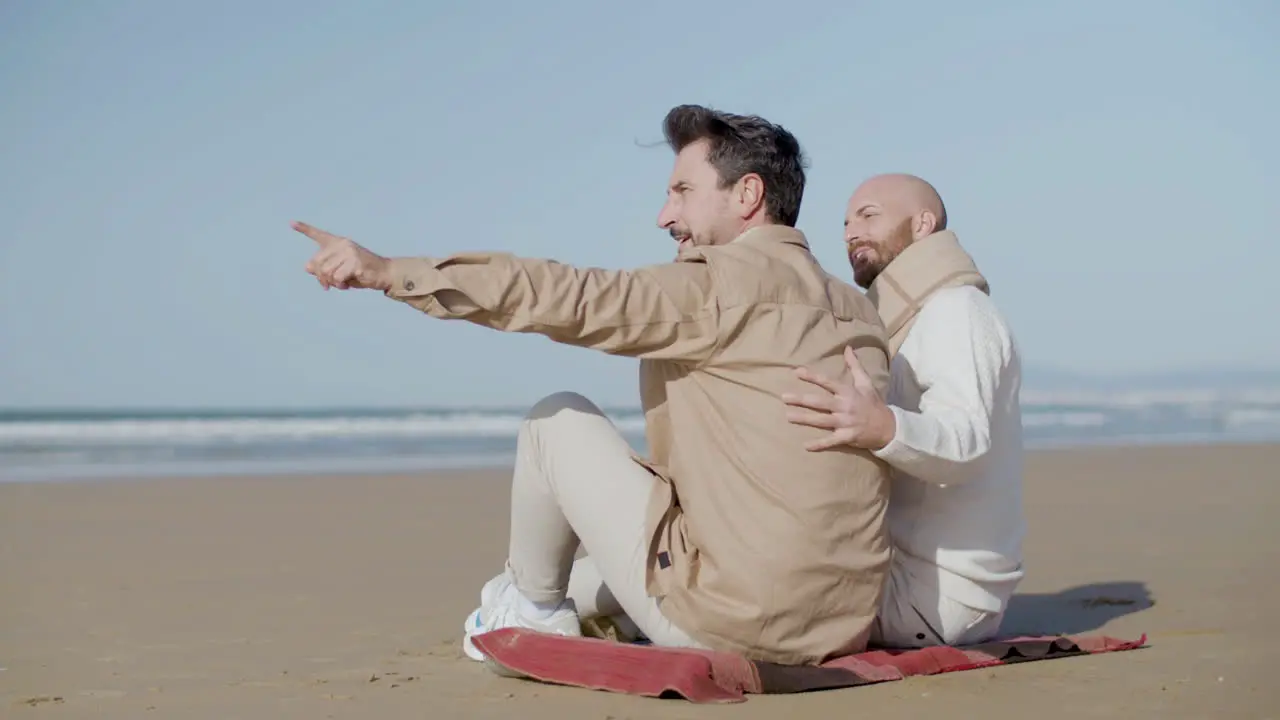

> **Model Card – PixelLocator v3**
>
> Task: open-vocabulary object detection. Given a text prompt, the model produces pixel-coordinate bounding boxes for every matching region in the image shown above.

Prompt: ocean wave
[2,403,1279,481]
[0,412,649,446]
[2,402,1278,455]
[1020,412,1109,427]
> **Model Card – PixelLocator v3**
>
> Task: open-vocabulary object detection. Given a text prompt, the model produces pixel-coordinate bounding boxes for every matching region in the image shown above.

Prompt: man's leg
[464,392,702,657]
[471,555,643,642]
[566,555,645,641]
[566,555,622,619]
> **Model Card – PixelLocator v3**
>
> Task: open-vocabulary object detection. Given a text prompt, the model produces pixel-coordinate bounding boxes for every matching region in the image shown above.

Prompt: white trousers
[504,392,704,650]
[503,392,1003,651]
[870,556,1005,648]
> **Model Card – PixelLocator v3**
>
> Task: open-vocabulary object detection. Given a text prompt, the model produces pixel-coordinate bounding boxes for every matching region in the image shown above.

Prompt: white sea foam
[0,413,650,446]
[1,400,1277,448]
[1020,412,1108,427]
[1223,408,1280,427]
[3,399,1279,482]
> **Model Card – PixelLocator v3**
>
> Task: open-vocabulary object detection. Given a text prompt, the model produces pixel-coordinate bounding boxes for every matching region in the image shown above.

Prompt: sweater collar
[867,230,989,356]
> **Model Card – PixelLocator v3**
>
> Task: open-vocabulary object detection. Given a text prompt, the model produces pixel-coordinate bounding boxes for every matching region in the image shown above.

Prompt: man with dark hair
[292,104,893,666]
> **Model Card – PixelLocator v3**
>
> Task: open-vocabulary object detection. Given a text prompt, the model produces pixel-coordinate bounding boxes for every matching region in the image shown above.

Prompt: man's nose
[656,201,676,230]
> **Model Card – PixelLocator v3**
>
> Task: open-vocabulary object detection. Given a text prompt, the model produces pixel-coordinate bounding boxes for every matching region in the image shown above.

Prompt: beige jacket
[384,225,893,665]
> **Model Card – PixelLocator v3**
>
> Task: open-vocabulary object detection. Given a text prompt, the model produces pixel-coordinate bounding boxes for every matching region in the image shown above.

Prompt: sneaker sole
[461,608,486,662]
[462,631,486,662]
[463,608,481,634]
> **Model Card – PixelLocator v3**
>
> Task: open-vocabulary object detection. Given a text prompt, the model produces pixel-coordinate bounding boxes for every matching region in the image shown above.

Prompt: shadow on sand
[1001,581,1155,636]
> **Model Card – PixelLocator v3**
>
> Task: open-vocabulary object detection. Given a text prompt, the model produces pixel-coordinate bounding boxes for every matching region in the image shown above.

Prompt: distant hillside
[1024,366,1280,394]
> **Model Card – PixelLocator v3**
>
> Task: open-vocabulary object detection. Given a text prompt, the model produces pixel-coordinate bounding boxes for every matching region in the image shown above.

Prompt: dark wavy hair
[662,104,808,227]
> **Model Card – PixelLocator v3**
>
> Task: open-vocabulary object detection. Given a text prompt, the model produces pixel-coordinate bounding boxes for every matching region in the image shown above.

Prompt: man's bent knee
[525,391,607,422]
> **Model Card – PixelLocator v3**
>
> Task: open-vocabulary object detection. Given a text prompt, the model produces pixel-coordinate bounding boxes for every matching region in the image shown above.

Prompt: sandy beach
[2,442,1277,718]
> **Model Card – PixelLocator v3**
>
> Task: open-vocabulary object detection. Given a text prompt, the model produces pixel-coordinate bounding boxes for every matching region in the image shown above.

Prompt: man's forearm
[870,288,1010,485]
[382,253,719,361]
[873,404,992,484]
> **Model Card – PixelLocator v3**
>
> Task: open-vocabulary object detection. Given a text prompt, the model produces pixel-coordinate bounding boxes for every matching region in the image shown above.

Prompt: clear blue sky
[2,0,1276,409]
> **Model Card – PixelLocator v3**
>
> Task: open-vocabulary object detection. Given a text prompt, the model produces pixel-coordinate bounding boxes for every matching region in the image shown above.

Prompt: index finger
[292,221,340,247]
[844,346,876,392]
[794,366,844,396]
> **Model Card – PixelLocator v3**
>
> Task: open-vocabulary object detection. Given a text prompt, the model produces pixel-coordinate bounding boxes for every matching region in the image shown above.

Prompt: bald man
[782,174,1025,647]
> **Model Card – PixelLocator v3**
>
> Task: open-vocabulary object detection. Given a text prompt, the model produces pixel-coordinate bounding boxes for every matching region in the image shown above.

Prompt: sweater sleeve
[872,287,1013,485]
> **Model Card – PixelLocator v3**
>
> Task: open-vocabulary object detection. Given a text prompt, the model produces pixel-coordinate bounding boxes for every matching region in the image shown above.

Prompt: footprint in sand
[20,696,65,707]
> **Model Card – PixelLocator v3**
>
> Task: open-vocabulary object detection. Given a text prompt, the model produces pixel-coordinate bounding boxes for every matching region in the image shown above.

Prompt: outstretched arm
[294,221,719,363]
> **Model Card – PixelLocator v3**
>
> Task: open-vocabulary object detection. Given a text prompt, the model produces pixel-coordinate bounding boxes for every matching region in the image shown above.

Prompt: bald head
[851,173,947,231]
[843,173,948,288]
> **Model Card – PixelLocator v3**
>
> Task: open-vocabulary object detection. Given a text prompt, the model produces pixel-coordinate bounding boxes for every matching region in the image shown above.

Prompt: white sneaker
[460,573,507,635]
[461,573,582,662]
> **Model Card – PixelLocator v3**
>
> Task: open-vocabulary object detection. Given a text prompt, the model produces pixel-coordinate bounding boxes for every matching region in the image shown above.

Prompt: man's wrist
[371,256,394,291]
[867,404,897,451]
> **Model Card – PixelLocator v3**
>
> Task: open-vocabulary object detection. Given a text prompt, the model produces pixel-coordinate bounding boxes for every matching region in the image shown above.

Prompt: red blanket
[470,629,1147,703]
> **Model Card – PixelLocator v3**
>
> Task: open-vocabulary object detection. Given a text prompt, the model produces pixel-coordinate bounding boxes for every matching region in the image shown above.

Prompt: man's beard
[670,227,722,255]
[848,222,913,288]
[851,255,881,288]
[670,229,694,258]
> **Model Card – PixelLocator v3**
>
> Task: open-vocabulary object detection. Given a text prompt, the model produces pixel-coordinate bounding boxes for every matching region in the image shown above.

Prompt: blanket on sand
[469,629,1148,703]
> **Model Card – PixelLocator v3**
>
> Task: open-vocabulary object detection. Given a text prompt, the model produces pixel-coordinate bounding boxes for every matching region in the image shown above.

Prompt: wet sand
[2,443,1276,718]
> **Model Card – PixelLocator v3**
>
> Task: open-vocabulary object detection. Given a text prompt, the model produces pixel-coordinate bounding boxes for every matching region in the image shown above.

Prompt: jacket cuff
[382,257,480,317]
[384,257,448,298]
[871,405,913,463]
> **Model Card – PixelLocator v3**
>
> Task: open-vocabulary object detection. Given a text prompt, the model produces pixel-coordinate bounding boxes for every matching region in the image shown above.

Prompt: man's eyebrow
[844,202,879,225]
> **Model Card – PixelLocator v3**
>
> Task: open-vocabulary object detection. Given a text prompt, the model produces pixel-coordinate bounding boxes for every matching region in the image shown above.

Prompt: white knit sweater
[873,285,1026,613]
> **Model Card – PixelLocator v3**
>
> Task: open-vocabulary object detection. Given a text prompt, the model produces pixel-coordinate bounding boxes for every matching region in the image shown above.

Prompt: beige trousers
[504,391,704,650]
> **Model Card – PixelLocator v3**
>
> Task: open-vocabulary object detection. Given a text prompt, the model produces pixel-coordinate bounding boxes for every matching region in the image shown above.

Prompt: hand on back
[782,346,896,452]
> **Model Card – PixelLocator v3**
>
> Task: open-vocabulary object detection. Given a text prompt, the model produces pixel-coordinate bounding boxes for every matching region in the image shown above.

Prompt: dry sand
[2,443,1277,718]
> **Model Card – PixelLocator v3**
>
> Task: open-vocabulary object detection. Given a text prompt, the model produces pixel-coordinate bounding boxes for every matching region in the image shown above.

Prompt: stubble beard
[849,222,914,289]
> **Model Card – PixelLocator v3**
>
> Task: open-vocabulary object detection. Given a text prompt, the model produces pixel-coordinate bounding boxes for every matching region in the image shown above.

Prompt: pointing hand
[294,221,393,292]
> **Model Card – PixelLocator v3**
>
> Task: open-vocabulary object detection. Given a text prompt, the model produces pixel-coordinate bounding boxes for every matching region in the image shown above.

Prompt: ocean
[3,391,1280,482]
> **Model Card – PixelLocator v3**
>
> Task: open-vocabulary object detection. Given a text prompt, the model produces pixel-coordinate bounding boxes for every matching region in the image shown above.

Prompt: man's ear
[912,210,938,239]
[736,173,766,219]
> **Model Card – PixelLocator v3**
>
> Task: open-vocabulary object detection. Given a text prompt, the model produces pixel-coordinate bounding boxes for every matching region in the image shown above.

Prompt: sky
[1,0,1277,409]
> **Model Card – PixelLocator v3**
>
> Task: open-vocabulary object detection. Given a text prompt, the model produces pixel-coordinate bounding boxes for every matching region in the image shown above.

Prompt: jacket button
[404,280,415,291]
